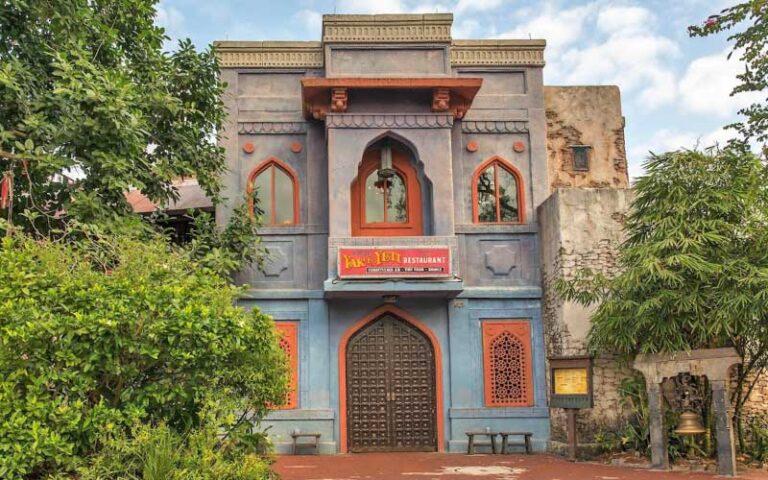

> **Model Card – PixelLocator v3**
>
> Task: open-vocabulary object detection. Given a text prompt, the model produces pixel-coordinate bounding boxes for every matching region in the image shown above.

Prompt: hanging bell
[674,410,706,435]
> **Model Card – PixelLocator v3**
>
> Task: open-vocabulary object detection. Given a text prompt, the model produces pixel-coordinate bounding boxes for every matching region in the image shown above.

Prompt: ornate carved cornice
[322,14,453,43]
[238,122,308,135]
[451,40,546,67]
[215,41,323,68]
[302,77,482,120]
[462,120,529,134]
[326,114,454,129]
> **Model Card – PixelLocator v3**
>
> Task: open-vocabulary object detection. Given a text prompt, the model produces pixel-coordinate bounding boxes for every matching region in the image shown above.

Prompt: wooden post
[566,408,577,461]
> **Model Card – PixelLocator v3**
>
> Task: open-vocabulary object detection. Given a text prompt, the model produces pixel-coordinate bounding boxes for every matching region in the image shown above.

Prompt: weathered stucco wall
[544,86,628,192]
[539,188,634,443]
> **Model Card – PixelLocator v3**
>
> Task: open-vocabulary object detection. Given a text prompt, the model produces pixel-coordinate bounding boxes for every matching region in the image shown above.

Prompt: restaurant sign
[338,246,451,279]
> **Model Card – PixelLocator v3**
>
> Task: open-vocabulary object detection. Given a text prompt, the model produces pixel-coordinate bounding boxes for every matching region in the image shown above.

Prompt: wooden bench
[499,431,533,454]
[290,432,321,455]
[465,430,498,454]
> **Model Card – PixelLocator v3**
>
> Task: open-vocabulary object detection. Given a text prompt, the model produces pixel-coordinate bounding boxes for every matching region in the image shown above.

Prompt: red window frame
[481,320,534,407]
[274,322,299,410]
[350,147,423,237]
[471,156,525,224]
[247,157,299,225]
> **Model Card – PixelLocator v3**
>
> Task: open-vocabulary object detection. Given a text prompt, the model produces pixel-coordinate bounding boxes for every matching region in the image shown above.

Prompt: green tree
[0,0,226,232]
[689,1,768,146]
[556,145,768,447]
[0,230,288,479]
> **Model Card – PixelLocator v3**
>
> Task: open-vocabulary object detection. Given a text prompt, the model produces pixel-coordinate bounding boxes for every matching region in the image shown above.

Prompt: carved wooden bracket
[331,88,348,113]
[432,88,450,112]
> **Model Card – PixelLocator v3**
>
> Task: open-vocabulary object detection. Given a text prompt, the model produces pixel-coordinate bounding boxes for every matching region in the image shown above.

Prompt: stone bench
[290,432,321,455]
[465,430,498,454]
[499,431,533,454]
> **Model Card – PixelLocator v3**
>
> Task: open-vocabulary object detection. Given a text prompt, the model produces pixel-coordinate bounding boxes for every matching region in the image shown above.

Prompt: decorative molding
[238,122,307,135]
[322,14,453,43]
[326,113,454,129]
[462,120,529,134]
[451,40,546,67]
[215,41,323,68]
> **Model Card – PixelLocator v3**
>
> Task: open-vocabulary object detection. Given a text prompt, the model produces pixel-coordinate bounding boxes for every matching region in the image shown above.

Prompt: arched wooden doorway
[351,145,423,237]
[344,312,438,452]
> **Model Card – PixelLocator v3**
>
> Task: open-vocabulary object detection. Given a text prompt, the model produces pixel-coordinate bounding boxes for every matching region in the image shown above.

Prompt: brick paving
[274,453,768,480]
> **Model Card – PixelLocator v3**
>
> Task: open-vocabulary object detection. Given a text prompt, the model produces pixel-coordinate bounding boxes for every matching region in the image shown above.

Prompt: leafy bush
[80,402,276,480]
[0,232,288,479]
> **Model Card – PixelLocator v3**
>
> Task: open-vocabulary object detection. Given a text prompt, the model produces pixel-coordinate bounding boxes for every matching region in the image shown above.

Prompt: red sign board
[338,246,452,279]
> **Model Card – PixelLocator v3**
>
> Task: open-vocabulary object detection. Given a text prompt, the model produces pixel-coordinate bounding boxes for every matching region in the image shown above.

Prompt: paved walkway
[274,453,767,480]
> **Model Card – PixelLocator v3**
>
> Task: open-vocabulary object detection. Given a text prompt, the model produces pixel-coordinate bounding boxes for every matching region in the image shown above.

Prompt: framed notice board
[549,356,593,409]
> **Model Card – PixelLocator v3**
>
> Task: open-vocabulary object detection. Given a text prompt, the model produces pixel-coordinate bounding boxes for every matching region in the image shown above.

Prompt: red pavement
[274,453,768,480]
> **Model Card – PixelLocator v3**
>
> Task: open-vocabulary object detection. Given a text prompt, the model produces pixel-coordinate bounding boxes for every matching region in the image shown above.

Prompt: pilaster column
[647,382,669,470]
[711,380,737,477]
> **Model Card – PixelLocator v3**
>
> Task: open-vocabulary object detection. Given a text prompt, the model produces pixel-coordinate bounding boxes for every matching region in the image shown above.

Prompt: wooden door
[346,314,437,452]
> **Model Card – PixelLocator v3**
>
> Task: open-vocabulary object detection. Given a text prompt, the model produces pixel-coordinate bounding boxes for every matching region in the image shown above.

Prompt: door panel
[346,314,437,452]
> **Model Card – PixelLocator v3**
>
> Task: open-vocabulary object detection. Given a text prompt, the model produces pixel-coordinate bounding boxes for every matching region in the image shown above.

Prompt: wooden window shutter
[274,322,299,409]
[482,320,534,407]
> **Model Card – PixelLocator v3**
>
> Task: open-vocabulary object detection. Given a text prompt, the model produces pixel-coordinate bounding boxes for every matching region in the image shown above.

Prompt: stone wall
[544,86,629,192]
[539,188,634,443]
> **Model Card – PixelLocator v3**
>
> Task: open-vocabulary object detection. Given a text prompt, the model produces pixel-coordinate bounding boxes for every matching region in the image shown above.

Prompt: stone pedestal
[634,348,741,477]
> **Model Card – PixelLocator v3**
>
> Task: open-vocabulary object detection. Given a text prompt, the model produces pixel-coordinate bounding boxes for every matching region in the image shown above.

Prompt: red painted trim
[274,322,299,410]
[471,155,526,224]
[350,147,423,237]
[481,320,534,407]
[246,157,300,225]
[338,305,445,453]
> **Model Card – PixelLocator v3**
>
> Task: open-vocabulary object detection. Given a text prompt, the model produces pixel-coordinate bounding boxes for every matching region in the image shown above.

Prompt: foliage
[557,146,768,356]
[79,400,277,480]
[556,145,768,451]
[0,0,226,232]
[689,1,768,146]
[0,231,288,479]
[745,416,768,463]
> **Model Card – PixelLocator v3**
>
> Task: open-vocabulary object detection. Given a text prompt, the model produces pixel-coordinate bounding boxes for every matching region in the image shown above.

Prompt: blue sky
[156,0,751,178]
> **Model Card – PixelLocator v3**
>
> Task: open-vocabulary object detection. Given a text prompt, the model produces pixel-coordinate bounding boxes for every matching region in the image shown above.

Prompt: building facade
[214,13,629,454]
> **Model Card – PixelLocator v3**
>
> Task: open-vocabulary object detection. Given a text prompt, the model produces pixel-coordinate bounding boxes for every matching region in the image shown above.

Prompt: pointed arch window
[248,158,299,225]
[351,144,423,237]
[472,157,524,224]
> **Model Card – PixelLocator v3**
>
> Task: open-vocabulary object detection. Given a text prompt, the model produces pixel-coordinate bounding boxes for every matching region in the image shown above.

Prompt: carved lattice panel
[274,322,299,409]
[482,320,533,407]
[346,314,437,452]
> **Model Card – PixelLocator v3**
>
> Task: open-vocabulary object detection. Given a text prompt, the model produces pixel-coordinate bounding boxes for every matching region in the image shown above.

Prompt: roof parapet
[322,13,453,43]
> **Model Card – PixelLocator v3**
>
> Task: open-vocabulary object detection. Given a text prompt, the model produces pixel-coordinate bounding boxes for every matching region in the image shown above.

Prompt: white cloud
[498,4,597,56]
[596,5,653,35]
[336,0,405,13]
[294,9,323,37]
[678,48,759,117]
[455,0,503,14]
[453,18,481,38]
[156,3,186,39]
[628,126,737,177]
[526,3,681,110]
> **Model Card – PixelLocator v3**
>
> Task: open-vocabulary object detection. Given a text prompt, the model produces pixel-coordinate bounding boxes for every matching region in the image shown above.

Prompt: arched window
[351,144,423,237]
[472,157,524,224]
[247,158,299,225]
[482,320,533,407]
